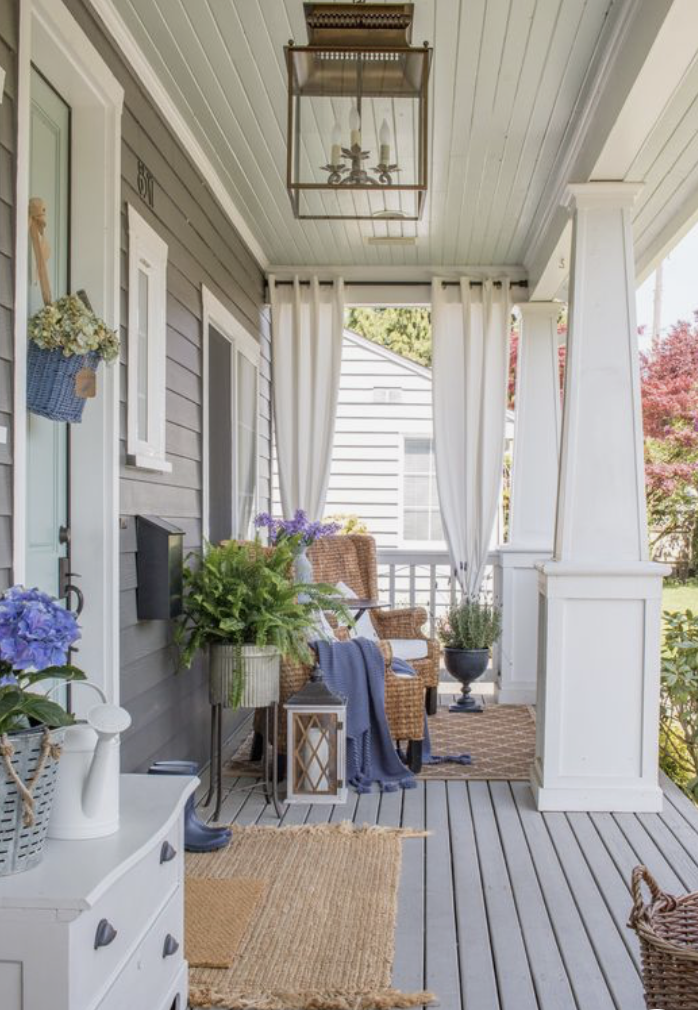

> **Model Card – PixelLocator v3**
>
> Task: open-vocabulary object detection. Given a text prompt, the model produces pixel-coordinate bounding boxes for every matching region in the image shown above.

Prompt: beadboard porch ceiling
[96,0,698,281]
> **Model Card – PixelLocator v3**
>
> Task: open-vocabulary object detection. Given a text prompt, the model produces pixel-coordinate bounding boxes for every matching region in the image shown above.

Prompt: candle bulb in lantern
[330,121,342,167]
[349,103,361,149]
[379,118,391,166]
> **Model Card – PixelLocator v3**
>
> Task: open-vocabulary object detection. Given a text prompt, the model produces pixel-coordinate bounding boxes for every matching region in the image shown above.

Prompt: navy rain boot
[148,760,231,852]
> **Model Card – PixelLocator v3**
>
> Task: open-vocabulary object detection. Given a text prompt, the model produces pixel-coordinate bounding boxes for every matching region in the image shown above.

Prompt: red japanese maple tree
[640,315,698,564]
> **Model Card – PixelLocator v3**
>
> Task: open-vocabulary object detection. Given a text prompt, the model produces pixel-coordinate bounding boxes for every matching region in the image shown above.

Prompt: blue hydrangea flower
[0,586,81,671]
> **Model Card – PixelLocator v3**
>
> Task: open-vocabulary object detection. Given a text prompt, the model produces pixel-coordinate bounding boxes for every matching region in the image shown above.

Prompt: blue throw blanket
[312,638,416,793]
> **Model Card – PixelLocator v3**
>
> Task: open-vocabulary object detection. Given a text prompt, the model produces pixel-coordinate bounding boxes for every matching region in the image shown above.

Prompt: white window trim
[202,285,261,543]
[126,204,171,472]
[398,433,447,550]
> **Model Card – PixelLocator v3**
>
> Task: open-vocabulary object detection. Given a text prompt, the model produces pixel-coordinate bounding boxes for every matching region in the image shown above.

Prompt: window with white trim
[127,205,170,472]
[401,436,444,544]
[203,287,261,543]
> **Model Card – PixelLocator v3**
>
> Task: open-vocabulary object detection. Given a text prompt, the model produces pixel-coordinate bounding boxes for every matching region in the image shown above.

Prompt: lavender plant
[438,598,502,652]
[0,587,85,735]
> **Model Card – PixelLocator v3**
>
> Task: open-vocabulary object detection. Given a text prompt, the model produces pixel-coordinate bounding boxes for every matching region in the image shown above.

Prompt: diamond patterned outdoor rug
[418,703,536,780]
[228,703,535,782]
[186,823,434,1009]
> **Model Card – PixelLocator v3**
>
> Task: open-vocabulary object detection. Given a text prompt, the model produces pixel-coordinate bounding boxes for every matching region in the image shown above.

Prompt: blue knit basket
[26,343,100,423]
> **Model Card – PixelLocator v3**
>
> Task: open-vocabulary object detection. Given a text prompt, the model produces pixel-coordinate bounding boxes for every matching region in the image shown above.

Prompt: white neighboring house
[274,329,514,553]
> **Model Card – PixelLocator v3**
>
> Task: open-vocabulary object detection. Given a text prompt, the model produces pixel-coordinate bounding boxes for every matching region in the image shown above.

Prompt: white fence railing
[376,548,497,637]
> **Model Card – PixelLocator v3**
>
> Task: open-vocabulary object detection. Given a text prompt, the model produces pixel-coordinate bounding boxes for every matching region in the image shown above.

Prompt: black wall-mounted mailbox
[136,515,184,621]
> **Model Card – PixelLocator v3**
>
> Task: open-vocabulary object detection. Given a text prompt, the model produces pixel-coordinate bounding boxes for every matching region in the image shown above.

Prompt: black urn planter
[444,647,490,713]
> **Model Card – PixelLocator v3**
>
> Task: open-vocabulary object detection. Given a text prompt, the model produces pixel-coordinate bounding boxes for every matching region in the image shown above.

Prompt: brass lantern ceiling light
[285,3,432,221]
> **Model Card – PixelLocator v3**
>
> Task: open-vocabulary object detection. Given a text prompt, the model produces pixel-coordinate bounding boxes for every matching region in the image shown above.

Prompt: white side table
[0,773,197,1010]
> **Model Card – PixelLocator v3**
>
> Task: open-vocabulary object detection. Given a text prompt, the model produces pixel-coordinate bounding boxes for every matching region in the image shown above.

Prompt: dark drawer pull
[94,919,117,950]
[163,933,180,958]
[160,840,177,864]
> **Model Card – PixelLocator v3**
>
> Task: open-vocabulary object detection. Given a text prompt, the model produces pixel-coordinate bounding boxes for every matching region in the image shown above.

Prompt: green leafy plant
[175,539,349,683]
[438,598,502,651]
[660,608,698,800]
[28,294,120,362]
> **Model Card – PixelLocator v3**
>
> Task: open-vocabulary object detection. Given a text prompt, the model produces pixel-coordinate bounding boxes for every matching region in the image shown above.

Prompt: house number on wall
[137,159,155,208]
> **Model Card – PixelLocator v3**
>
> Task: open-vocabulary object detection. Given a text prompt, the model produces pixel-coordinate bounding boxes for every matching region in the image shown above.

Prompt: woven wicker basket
[26,343,99,423]
[629,865,698,1009]
[210,644,280,708]
[0,726,65,876]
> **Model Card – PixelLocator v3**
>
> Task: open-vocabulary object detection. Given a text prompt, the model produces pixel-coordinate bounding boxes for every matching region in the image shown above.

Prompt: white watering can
[47,682,132,840]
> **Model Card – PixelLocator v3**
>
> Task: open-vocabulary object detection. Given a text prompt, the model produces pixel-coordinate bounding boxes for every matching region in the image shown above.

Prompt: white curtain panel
[432,278,512,597]
[269,276,345,520]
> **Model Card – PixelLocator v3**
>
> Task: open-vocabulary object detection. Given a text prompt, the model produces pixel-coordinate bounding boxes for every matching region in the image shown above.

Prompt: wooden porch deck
[198,726,698,1010]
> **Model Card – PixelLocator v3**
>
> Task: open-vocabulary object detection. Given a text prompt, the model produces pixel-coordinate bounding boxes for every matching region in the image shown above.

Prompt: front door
[26,69,70,599]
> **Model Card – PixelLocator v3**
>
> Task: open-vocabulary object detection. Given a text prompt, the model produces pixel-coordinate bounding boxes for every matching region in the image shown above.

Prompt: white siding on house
[274,331,440,549]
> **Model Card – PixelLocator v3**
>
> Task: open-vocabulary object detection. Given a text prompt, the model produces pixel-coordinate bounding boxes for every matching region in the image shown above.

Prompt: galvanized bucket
[0,725,65,876]
[209,644,280,708]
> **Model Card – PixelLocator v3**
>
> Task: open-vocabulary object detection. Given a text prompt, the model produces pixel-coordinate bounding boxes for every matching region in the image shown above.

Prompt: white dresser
[0,773,197,1010]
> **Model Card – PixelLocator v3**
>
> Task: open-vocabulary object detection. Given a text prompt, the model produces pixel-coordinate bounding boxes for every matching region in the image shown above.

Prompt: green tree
[346,307,432,367]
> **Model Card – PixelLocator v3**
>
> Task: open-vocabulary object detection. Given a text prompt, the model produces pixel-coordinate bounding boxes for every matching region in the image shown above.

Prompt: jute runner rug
[186,822,435,1009]
[185,877,266,969]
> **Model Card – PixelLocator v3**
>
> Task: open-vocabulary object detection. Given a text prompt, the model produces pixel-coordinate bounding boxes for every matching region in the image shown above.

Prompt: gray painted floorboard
[198,777,698,1010]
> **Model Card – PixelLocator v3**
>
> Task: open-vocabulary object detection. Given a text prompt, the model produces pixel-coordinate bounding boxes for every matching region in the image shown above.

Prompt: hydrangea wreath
[28,294,119,363]
[0,587,85,736]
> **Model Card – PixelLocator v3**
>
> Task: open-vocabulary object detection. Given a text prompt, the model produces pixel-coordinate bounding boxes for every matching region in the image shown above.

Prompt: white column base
[532,559,670,813]
[493,546,551,707]
[530,758,663,812]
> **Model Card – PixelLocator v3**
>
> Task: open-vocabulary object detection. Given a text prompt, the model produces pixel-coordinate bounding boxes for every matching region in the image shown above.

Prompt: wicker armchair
[308,534,441,715]
[284,639,422,761]
[253,534,435,774]
[254,640,425,773]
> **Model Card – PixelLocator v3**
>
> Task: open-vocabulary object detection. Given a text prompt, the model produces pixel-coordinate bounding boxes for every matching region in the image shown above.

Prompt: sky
[636,220,698,348]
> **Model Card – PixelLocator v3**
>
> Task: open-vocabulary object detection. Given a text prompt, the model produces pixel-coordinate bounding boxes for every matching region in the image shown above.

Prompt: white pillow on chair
[334,581,380,643]
[388,639,429,661]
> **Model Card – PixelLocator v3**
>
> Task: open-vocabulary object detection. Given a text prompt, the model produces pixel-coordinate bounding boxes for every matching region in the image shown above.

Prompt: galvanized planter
[209,644,280,709]
[0,725,65,876]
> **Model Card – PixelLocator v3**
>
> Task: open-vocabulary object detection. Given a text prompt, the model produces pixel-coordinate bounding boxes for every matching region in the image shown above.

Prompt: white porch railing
[376,548,497,637]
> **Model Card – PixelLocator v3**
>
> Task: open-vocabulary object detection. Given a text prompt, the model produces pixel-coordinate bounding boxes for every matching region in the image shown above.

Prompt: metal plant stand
[203,701,282,821]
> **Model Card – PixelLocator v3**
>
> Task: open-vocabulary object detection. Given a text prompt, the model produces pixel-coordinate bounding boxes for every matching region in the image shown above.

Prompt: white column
[532,182,669,813]
[494,302,562,705]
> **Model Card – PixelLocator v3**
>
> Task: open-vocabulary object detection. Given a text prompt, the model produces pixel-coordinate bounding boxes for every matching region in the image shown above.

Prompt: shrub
[660,608,698,799]
[323,513,369,535]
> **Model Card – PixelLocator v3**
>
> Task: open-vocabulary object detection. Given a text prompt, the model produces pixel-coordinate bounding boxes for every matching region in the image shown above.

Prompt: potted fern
[176,539,346,709]
[438,598,502,713]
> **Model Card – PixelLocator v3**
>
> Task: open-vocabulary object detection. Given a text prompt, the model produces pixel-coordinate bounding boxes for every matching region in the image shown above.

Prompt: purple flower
[253,510,340,547]
[0,586,81,671]
[0,672,18,688]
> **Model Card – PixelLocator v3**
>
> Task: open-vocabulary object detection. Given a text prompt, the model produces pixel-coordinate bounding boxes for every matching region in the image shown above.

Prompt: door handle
[58,524,71,545]
[64,581,85,616]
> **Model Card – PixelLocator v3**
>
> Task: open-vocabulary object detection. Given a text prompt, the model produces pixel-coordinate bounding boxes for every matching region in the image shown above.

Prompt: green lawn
[663,580,698,614]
